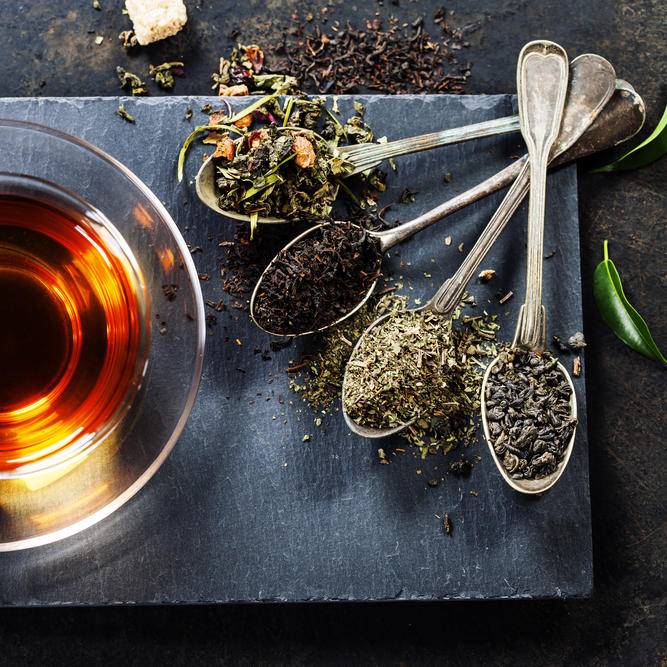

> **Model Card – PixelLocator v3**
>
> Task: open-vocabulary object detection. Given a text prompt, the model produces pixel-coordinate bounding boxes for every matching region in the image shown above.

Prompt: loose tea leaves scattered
[116,66,147,95]
[343,308,499,454]
[593,240,666,365]
[116,104,135,123]
[275,11,472,95]
[252,222,382,335]
[213,43,299,95]
[484,346,577,481]
[119,30,138,48]
[149,61,184,89]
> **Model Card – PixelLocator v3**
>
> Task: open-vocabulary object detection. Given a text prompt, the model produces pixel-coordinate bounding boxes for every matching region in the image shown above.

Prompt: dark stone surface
[0,93,591,603]
[0,0,665,664]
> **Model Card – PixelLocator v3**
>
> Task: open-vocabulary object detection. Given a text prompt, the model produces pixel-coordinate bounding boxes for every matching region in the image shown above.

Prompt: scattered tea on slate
[253,222,382,335]
[483,346,577,480]
[289,291,402,411]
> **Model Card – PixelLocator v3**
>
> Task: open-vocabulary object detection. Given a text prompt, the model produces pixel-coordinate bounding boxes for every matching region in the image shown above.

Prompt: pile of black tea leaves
[483,346,577,480]
[252,222,382,335]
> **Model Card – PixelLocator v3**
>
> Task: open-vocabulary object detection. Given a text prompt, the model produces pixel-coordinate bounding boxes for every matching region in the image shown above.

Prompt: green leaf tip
[591,103,667,172]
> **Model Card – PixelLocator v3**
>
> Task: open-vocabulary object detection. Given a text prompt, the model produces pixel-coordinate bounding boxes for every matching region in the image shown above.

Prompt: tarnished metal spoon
[341,49,617,439]
[480,40,575,495]
[195,116,523,223]
[251,59,629,339]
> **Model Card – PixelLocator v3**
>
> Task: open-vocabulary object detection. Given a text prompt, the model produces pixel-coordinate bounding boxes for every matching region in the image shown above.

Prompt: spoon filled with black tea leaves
[481,41,579,495]
[250,60,638,339]
[341,47,618,440]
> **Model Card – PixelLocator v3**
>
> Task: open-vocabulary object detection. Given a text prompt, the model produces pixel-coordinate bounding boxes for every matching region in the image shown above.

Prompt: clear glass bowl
[0,119,205,551]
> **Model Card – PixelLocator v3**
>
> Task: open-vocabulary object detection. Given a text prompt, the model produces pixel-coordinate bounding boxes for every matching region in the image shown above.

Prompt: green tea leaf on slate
[591,103,667,172]
[593,240,666,365]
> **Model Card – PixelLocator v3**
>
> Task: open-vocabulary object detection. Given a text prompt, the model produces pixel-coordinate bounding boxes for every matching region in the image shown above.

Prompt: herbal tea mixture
[342,307,499,455]
[483,346,577,480]
[252,222,382,335]
[213,124,344,220]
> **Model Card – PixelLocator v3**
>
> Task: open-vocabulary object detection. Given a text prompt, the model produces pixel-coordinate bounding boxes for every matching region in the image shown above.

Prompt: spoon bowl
[195,126,336,224]
[341,311,416,438]
[249,221,383,337]
[481,348,578,494]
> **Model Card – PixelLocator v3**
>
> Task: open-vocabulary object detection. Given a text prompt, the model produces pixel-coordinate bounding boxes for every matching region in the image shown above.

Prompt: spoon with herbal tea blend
[251,55,621,338]
[341,49,617,440]
[195,114,524,224]
[480,41,577,495]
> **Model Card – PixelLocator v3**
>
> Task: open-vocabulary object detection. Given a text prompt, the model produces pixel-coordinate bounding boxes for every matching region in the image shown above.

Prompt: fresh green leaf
[591,103,667,172]
[593,240,666,364]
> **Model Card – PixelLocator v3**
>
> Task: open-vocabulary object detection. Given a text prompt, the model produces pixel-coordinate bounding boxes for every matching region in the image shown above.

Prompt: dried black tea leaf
[253,222,382,335]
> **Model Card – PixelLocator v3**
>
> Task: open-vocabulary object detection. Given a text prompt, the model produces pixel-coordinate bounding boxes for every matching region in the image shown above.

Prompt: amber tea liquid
[0,179,149,476]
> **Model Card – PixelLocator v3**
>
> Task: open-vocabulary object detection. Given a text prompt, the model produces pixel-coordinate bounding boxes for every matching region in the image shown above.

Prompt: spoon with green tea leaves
[341,49,617,440]
[193,114,524,225]
[251,62,634,340]
[480,40,576,495]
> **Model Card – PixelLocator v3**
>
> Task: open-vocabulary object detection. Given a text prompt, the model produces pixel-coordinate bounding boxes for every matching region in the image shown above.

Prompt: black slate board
[0,95,591,603]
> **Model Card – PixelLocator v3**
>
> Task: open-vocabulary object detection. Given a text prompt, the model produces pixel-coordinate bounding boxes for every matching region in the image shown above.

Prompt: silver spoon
[195,115,523,223]
[251,58,626,339]
[341,49,616,439]
[480,40,575,495]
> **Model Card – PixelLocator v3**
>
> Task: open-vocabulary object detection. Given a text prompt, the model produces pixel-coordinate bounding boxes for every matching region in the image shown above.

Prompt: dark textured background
[1,0,665,664]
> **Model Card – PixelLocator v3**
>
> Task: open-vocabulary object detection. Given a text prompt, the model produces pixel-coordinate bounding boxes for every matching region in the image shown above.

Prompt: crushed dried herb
[289,291,403,411]
[343,306,499,455]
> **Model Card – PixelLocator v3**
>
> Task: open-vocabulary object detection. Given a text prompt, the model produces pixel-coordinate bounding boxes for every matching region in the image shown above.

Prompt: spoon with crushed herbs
[341,51,617,439]
[194,111,523,224]
[251,66,636,339]
[480,41,583,494]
